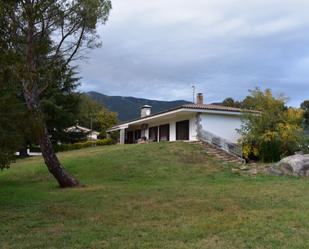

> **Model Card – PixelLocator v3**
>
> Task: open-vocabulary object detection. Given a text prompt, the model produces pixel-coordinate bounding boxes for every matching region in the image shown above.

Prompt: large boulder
[268,154,309,177]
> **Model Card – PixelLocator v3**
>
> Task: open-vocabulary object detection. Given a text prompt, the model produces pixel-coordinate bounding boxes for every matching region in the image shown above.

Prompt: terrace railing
[198,129,243,158]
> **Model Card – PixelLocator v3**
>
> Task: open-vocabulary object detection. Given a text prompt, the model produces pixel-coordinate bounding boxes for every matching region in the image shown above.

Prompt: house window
[159,124,170,141]
[149,126,158,142]
[176,120,189,140]
[126,131,134,144]
[134,129,141,142]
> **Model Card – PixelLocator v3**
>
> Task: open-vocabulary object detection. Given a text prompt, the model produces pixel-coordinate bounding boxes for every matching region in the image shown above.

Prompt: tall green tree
[0,88,25,168]
[41,66,81,144]
[240,88,304,162]
[0,15,27,168]
[77,94,117,138]
[0,0,112,187]
[222,97,242,108]
[222,95,278,110]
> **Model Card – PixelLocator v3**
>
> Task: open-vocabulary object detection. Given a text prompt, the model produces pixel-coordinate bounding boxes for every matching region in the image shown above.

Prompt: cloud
[79,0,309,106]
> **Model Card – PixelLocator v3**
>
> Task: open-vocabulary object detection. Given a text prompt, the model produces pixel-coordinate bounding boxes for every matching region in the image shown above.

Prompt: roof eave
[107,106,258,132]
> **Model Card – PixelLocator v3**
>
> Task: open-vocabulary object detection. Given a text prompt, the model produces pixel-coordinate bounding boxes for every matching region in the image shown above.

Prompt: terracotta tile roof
[107,104,260,131]
[182,104,260,113]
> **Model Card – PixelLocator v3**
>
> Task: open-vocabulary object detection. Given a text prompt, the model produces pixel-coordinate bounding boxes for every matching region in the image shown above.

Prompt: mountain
[87,91,191,121]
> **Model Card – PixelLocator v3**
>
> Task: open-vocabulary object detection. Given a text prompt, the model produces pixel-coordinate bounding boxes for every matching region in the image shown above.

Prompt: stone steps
[200,142,244,165]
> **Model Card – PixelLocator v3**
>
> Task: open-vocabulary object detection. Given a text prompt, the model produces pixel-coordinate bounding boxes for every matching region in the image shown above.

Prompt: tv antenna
[191,84,196,103]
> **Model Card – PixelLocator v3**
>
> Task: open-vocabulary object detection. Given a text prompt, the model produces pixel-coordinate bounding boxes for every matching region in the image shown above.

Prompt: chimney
[196,93,204,105]
[140,105,152,118]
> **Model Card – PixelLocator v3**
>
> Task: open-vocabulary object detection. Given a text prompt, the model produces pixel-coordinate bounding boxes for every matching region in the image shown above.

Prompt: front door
[159,124,170,141]
[176,120,189,140]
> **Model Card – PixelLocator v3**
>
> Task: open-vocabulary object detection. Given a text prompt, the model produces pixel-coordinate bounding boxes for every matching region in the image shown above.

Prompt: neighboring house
[15,148,42,157]
[65,125,100,141]
[107,93,259,158]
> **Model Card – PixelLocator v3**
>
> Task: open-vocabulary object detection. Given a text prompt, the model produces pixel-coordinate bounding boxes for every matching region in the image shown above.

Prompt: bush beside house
[54,138,115,152]
[240,88,305,162]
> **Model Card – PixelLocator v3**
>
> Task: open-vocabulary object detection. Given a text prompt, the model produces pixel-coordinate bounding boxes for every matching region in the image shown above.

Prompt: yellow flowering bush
[240,89,305,162]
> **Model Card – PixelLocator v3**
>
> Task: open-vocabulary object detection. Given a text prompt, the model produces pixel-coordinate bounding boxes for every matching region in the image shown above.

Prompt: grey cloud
[79,0,309,106]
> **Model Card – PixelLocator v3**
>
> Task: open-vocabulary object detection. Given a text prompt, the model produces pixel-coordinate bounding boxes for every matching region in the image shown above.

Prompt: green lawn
[1,142,309,249]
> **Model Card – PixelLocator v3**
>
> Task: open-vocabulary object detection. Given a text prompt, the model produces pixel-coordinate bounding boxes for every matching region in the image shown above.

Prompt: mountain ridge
[87,91,191,121]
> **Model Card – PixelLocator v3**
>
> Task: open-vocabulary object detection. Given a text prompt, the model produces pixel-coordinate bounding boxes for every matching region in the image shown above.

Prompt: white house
[65,125,100,140]
[107,93,258,157]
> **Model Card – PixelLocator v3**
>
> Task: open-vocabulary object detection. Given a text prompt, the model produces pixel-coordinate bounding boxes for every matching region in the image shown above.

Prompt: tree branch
[54,21,80,56]
[65,24,85,66]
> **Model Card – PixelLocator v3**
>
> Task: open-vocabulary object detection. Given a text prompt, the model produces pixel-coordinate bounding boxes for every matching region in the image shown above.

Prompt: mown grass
[0,142,309,249]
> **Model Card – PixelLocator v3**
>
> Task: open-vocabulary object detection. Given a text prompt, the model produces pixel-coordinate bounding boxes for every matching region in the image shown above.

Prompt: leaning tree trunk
[39,126,80,188]
[20,12,80,188]
[23,90,80,188]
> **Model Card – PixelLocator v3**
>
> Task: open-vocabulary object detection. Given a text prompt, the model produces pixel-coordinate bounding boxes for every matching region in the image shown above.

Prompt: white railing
[198,129,243,158]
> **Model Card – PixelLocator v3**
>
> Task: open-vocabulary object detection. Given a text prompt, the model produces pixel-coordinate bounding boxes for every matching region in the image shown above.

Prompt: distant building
[65,125,100,141]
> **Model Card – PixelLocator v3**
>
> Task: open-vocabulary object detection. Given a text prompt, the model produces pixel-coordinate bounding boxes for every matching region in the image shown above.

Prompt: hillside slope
[87,91,191,121]
[1,142,309,249]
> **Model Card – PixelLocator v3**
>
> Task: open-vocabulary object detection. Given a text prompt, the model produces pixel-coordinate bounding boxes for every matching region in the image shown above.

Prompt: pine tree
[0,0,112,187]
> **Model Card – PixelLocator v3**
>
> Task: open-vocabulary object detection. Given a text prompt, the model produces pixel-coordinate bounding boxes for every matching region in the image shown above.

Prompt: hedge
[54,138,114,152]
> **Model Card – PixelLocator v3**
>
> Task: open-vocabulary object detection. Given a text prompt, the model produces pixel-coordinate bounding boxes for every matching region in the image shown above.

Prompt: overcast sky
[79,0,309,106]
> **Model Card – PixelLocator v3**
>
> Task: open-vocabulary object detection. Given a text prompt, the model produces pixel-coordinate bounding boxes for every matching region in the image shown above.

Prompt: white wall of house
[144,128,149,139]
[169,122,176,141]
[189,116,198,141]
[87,133,99,140]
[200,113,242,143]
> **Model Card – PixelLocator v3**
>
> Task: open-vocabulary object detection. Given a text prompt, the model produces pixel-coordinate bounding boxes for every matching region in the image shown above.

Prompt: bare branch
[65,24,85,66]
[54,21,80,56]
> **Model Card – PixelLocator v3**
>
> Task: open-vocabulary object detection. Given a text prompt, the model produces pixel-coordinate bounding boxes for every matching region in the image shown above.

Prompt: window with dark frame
[176,120,189,140]
[149,126,158,142]
[134,129,141,142]
[159,124,170,141]
[126,131,134,144]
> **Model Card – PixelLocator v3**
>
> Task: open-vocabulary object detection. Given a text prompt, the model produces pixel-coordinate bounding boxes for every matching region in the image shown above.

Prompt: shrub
[259,138,282,162]
[96,138,114,146]
[55,138,114,152]
[240,88,305,162]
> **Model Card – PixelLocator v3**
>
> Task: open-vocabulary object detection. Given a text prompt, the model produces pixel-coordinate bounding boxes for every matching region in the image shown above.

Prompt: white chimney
[141,105,152,118]
[196,93,204,105]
